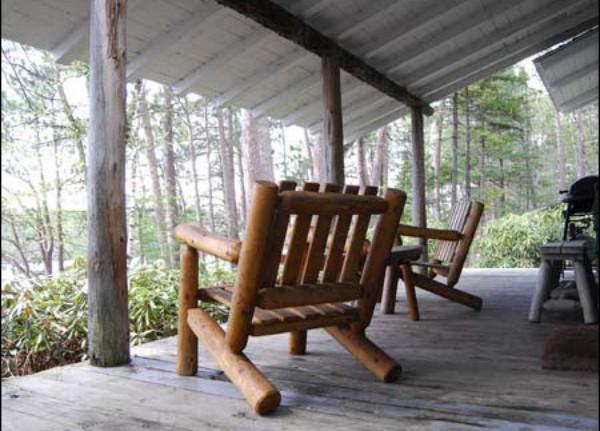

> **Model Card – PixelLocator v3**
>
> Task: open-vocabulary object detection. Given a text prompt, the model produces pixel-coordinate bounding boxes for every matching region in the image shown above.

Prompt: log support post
[411,106,428,267]
[87,0,130,367]
[322,55,344,185]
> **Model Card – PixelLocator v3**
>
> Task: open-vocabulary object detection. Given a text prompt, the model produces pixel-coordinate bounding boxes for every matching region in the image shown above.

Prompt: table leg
[529,259,557,322]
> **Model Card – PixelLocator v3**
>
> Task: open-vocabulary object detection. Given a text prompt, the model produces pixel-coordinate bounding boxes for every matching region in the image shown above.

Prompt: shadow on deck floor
[2,269,598,430]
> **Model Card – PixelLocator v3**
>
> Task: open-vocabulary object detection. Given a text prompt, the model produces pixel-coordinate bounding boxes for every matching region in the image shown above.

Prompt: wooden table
[529,240,598,324]
[380,245,422,314]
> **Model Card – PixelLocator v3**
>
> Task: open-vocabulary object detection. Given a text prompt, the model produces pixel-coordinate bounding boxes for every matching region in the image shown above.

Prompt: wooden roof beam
[213,0,433,115]
[249,0,406,118]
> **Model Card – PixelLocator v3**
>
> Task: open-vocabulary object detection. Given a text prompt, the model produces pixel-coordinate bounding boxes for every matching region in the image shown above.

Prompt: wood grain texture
[174,224,242,263]
[177,246,199,376]
[86,0,130,367]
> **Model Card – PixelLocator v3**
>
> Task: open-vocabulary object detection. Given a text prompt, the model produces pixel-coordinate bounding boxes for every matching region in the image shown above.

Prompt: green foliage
[2,259,232,378]
[470,207,563,268]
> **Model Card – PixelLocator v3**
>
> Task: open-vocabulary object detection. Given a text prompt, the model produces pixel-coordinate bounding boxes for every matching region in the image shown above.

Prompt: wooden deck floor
[2,269,598,430]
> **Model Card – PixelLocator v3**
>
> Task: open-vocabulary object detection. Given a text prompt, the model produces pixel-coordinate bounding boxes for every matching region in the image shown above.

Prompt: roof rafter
[175,0,330,95]
[308,92,391,133]
[213,0,433,115]
[127,2,225,80]
[248,0,416,119]
[173,27,271,94]
[560,88,599,112]
[347,16,599,143]
[405,0,591,89]
[549,62,597,89]
[379,0,524,74]
[362,0,470,61]
[251,73,319,117]
[213,47,307,108]
[51,19,88,62]
[414,12,599,97]
[282,78,362,126]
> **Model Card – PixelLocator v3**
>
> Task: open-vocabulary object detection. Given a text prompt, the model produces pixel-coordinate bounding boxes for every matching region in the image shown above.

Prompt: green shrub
[470,207,563,268]
[2,258,231,378]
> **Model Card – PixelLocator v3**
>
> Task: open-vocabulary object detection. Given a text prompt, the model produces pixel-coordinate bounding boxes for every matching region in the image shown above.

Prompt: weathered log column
[411,106,428,263]
[321,55,344,185]
[87,0,130,367]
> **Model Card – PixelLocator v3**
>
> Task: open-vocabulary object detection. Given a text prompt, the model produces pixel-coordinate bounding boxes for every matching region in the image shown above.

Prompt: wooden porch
[2,269,597,430]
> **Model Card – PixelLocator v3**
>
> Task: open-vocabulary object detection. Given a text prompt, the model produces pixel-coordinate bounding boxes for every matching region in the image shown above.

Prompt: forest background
[1,40,598,376]
[2,40,598,278]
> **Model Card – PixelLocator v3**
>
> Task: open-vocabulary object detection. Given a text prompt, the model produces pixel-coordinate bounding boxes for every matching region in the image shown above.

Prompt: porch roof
[2,0,598,142]
[534,27,599,113]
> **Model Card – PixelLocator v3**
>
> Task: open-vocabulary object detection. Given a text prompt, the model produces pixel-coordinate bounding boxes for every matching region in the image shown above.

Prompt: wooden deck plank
[2,269,598,430]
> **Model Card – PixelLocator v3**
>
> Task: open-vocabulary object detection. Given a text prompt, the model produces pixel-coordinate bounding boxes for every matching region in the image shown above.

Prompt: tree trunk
[555,110,566,192]
[576,109,587,178]
[87,0,130,367]
[53,136,65,272]
[217,109,240,239]
[411,107,428,264]
[280,122,289,178]
[136,80,170,264]
[303,128,315,181]
[321,56,344,185]
[257,116,275,181]
[434,104,444,221]
[241,109,263,208]
[162,86,179,266]
[205,104,217,232]
[181,97,203,226]
[57,82,86,176]
[451,92,459,206]
[35,141,54,276]
[357,138,368,188]
[464,87,471,200]
[371,126,388,186]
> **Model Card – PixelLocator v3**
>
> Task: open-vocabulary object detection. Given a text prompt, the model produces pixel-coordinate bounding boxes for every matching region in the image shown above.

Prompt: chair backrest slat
[259,180,297,288]
[446,201,484,286]
[340,186,378,283]
[322,185,360,282]
[300,184,342,283]
[434,201,472,263]
[281,183,320,285]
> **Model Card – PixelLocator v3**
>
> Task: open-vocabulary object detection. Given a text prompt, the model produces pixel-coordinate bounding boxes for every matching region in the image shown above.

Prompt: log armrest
[397,224,462,241]
[174,224,242,264]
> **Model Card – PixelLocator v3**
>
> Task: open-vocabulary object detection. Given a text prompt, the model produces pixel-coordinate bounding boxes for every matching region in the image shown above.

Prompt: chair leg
[400,264,420,321]
[187,308,281,415]
[381,265,399,314]
[326,326,402,382]
[289,330,307,355]
[413,274,482,310]
[177,246,198,376]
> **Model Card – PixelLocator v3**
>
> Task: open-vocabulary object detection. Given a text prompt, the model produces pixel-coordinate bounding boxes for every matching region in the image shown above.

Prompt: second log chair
[381,200,484,321]
[174,181,407,415]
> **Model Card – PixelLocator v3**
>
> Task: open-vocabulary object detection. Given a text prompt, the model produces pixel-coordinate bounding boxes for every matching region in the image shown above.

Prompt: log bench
[529,240,598,324]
